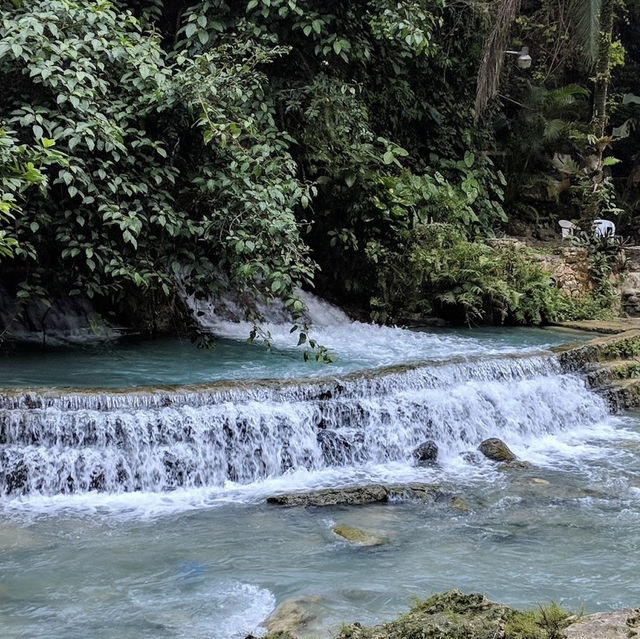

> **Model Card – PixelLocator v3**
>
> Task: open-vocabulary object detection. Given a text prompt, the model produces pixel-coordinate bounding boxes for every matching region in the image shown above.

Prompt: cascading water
[3,297,640,639]
[0,352,608,497]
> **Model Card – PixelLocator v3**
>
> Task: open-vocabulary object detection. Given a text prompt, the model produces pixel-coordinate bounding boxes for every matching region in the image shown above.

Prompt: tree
[474,0,618,133]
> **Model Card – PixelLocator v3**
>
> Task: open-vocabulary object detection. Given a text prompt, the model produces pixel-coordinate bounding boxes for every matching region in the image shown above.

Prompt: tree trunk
[585,0,615,217]
[592,0,615,138]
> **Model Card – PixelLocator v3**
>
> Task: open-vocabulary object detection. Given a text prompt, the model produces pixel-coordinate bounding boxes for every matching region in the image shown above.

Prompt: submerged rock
[332,525,388,547]
[498,460,534,471]
[451,496,471,512]
[531,478,551,486]
[412,440,438,463]
[479,438,516,462]
[266,483,442,507]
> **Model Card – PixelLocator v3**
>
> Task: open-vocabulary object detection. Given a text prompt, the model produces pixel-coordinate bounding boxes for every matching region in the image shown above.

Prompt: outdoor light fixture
[505,46,532,69]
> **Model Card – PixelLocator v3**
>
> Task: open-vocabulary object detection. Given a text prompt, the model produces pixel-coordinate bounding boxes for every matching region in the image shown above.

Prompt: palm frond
[474,0,523,120]
[573,0,602,65]
[543,119,567,143]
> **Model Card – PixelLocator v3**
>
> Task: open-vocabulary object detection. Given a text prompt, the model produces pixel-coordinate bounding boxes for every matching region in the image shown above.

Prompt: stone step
[624,246,640,271]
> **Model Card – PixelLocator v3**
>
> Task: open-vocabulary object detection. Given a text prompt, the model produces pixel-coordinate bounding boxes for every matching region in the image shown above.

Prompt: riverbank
[551,319,640,409]
[257,590,639,639]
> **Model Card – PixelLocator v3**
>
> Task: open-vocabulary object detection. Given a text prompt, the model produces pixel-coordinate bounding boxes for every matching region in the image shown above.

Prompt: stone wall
[530,246,592,297]
[486,238,593,297]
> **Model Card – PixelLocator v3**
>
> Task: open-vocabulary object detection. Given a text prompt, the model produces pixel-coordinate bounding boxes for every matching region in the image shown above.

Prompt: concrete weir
[553,319,640,410]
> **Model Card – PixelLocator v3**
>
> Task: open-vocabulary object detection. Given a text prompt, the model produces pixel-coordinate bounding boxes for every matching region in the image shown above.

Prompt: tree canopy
[1,0,640,332]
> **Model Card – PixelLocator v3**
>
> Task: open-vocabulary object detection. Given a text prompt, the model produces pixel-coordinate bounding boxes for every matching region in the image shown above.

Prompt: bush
[370,225,571,325]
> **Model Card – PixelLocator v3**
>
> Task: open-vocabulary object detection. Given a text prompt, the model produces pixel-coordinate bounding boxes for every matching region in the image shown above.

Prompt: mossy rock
[267,483,442,507]
[262,596,323,636]
[451,496,471,512]
[337,591,511,639]
[336,591,571,639]
[479,438,516,463]
[498,461,534,471]
[333,525,388,547]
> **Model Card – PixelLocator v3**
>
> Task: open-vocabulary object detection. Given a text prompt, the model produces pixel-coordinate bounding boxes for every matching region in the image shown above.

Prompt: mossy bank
[256,590,639,639]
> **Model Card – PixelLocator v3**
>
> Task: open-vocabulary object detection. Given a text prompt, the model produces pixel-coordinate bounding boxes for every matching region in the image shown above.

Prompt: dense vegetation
[1,0,640,336]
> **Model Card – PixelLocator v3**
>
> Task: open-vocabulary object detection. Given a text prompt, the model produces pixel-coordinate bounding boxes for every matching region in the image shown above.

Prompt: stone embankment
[553,319,640,410]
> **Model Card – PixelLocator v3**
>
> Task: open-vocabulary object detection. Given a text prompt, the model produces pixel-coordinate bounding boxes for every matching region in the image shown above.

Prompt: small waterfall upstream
[0,352,608,497]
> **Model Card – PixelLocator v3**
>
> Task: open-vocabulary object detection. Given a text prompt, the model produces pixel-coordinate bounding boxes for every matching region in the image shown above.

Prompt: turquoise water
[0,327,588,388]
[1,416,640,638]
[1,322,636,639]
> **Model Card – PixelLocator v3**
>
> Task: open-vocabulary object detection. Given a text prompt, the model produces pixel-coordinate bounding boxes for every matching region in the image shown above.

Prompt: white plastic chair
[558,219,577,239]
[593,219,615,237]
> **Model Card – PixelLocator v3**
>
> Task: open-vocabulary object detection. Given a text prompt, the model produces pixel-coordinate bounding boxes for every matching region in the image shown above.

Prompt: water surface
[0,326,588,388]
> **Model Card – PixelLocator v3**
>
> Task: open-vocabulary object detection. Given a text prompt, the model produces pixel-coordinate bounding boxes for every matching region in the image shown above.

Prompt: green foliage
[611,361,640,378]
[504,602,572,639]
[1,0,636,338]
[568,229,625,315]
[0,0,318,332]
[0,126,61,259]
[370,225,568,326]
[601,335,640,360]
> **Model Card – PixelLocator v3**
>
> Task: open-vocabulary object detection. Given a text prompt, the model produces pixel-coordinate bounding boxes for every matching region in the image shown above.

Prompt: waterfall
[0,353,608,497]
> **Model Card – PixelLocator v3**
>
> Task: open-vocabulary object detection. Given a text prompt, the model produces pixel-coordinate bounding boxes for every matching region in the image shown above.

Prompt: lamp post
[505,46,532,69]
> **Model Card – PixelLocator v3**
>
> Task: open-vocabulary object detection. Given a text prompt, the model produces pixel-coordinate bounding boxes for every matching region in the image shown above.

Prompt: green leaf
[464,151,475,168]
[382,151,395,165]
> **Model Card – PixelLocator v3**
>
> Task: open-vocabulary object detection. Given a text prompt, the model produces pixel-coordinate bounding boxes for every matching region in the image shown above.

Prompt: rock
[565,609,640,639]
[262,596,322,636]
[450,496,471,512]
[478,438,516,462]
[266,483,442,507]
[317,430,354,465]
[412,440,438,463]
[531,478,550,486]
[337,591,512,639]
[332,525,388,547]
[498,460,534,471]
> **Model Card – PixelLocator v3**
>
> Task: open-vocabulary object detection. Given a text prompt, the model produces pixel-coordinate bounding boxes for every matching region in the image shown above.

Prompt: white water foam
[0,354,613,501]
[0,290,625,518]
[183,289,565,366]
[129,579,275,639]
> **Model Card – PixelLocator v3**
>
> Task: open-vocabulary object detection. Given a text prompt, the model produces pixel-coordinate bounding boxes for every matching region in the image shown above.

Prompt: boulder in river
[266,483,443,507]
[478,438,516,462]
[332,525,388,547]
[262,596,322,636]
[412,440,438,463]
[337,591,512,639]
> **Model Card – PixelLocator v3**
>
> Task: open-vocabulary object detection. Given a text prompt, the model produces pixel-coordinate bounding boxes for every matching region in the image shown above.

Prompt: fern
[573,0,602,65]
